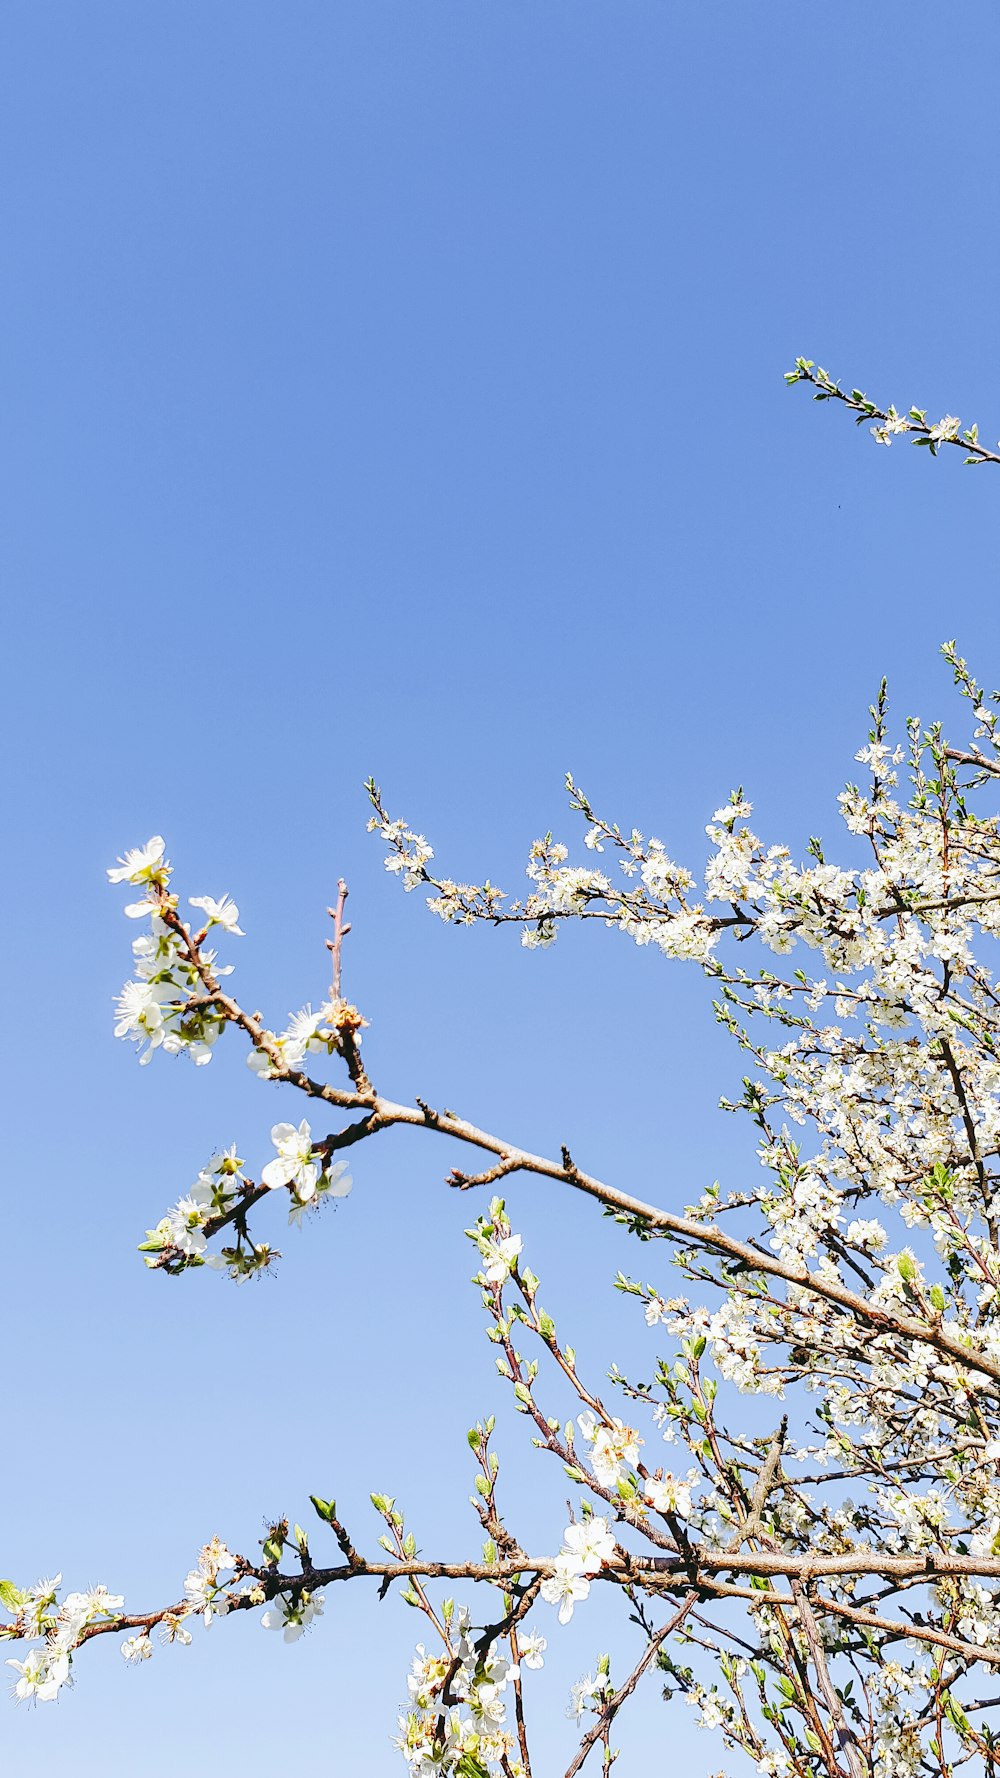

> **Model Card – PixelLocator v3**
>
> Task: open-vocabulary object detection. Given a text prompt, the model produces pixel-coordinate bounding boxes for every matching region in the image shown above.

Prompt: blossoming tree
[8,369,1000,1778]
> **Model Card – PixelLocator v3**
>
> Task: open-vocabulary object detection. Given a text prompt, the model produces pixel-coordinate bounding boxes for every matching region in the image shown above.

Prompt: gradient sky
[3,4,1000,1772]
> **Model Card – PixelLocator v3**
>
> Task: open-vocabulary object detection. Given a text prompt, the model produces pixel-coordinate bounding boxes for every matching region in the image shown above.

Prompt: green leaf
[944,1694,972,1735]
[0,1580,24,1614]
[456,1756,490,1778]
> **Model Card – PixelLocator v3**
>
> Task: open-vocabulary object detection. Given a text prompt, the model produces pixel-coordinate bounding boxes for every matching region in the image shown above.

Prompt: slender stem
[326,880,351,1001]
[563,1594,698,1778]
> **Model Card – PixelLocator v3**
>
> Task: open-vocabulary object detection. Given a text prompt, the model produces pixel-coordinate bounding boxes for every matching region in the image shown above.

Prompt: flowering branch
[26,636,1000,1775]
[785,359,1000,464]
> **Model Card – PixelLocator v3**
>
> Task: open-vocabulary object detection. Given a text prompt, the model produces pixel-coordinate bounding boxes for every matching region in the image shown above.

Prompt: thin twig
[563,1593,699,1778]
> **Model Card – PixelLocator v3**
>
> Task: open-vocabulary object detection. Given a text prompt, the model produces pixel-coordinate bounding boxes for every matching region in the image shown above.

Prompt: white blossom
[189,894,244,934]
[120,1633,153,1663]
[561,1517,616,1574]
[261,1120,320,1201]
[540,1555,591,1625]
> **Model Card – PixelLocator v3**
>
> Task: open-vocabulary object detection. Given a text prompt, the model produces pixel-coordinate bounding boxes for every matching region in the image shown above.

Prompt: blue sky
[3,4,1000,1771]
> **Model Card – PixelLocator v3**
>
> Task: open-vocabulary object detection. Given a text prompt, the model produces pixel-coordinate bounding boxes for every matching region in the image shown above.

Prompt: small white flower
[261,1120,319,1201]
[644,1473,693,1516]
[108,837,168,886]
[479,1233,522,1283]
[562,1517,616,1575]
[6,1647,71,1703]
[567,1669,609,1722]
[59,1586,124,1635]
[279,1006,332,1067]
[247,1042,282,1078]
[183,1569,225,1624]
[189,894,245,935]
[120,1633,153,1663]
[183,1539,236,1626]
[291,1157,353,1224]
[540,1555,590,1625]
[576,1412,642,1485]
[200,1539,236,1575]
[113,979,176,1061]
[519,1632,546,1669]
[322,1159,352,1199]
[929,414,961,444]
[164,1195,209,1257]
[846,1218,888,1252]
[870,408,910,447]
[260,1591,325,1642]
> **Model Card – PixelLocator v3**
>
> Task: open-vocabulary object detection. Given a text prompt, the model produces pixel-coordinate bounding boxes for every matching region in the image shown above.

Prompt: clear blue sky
[3,4,1000,1772]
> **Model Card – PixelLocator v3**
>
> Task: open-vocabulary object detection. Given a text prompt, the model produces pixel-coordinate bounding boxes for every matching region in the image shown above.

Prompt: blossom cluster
[108,838,242,1065]
[1,1538,246,1706]
[784,359,995,465]
[539,1513,616,1624]
[245,999,367,1080]
[2,1576,122,1704]
[396,1606,526,1777]
[139,1123,351,1278]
